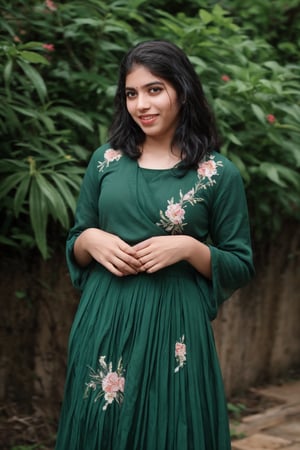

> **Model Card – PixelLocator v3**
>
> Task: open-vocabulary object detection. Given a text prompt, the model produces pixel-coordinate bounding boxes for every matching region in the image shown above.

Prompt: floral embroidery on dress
[97,149,122,172]
[84,356,125,410]
[157,155,223,234]
[174,335,187,373]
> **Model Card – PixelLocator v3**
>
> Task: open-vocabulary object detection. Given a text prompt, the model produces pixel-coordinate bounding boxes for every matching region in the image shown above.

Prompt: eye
[149,86,163,95]
[125,90,136,99]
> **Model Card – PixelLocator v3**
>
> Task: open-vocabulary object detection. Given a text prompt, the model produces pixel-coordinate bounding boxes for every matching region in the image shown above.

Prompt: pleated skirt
[55,263,231,450]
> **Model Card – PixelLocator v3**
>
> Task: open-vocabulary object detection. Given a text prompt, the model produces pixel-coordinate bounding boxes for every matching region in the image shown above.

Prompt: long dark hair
[109,40,220,168]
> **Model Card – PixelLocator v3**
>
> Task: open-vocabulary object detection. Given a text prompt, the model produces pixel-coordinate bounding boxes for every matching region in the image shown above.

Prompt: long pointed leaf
[34,173,70,228]
[17,60,47,103]
[29,178,48,258]
[49,174,77,212]
[0,173,26,198]
[14,176,31,216]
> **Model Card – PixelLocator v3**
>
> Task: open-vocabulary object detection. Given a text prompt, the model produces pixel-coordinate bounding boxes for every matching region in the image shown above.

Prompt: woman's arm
[133,235,212,279]
[74,227,142,277]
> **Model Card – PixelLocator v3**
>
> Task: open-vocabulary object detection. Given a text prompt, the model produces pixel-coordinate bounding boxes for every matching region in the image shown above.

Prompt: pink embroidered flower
[221,74,230,82]
[165,202,185,225]
[42,43,55,52]
[104,149,122,162]
[45,0,57,11]
[157,156,223,234]
[175,342,186,358]
[102,372,125,394]
[197,159,217,179]
[97,149,122,172]
[266,114,276,124]
[174,336,186,373]
[182,189,195,202]
[104,391,117,405]
[84,356,125,410]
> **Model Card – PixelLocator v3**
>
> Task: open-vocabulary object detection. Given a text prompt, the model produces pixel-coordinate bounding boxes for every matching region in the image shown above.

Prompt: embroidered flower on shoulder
[174,335,186,373]
[197,157,220,179]
[97,149,122,172]
[84,356,125,411]
[157,155,223,234]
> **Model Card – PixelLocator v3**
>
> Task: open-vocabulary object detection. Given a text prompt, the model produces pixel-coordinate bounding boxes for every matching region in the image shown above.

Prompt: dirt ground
[0,402,57,450]
[0,390,289,449]
[1,368,299,450]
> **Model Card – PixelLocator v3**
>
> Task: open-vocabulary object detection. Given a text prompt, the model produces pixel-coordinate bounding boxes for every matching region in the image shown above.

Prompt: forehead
[125,64,167,87]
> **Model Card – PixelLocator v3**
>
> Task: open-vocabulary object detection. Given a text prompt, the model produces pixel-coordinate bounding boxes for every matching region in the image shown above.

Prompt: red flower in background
[267,114,276,124]
[43,44,55,52]
[221,74,230,82]
[45,0,57,11]
[43,43,55,52]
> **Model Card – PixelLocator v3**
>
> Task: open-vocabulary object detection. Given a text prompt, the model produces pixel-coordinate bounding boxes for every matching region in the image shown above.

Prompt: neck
[138,141,182,169]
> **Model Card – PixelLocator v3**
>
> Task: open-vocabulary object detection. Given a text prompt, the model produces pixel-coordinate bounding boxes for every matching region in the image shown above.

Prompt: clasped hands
[79,229,190,277]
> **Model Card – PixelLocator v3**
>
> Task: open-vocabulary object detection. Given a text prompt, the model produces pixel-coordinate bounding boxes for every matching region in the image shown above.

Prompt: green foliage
[0,0,299,258]
[0,0,145,257]
[221,0,300,62]
[150,6,300,238]
[228,401,247,439]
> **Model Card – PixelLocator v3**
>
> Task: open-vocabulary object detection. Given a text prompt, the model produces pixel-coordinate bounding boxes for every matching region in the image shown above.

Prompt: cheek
[126,100,135,117]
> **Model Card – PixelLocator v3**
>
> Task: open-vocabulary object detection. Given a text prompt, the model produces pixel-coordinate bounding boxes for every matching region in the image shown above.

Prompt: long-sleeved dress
[55,143,254,450]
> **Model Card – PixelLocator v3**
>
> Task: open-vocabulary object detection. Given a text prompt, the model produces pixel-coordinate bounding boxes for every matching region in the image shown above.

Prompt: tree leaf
[19,50,50,65]
[29,178,48,259]
[251,104,266,125]
[17,60,47,102]
[50,107,93,131]
[14,176,31,216]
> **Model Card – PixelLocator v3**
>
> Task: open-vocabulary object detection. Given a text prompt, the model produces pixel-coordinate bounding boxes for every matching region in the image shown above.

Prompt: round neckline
[137,161,182,172]
[138,165,173,172]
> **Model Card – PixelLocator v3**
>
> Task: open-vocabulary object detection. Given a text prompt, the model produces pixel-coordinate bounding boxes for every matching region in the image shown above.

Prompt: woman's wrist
[74,228,98,266]
[183,236,212,279]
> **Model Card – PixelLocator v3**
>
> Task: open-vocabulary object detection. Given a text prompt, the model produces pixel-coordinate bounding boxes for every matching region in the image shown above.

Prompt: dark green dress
[55,143,254,450]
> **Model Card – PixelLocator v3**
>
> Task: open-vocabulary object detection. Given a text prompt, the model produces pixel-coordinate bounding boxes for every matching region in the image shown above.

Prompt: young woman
[55,40,254,450]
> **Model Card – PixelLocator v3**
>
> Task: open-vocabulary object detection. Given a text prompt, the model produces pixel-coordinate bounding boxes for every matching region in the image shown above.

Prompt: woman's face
[125,65,181,143]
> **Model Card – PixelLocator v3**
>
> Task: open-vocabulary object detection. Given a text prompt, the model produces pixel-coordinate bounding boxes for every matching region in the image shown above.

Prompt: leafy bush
[0,0,299,258]
[151,6,300,238]
[0,0,146,257]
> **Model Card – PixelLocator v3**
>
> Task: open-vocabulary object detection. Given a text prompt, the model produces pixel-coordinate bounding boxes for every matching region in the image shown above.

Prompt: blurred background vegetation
[0,2,299,448]
[0,0,299,258]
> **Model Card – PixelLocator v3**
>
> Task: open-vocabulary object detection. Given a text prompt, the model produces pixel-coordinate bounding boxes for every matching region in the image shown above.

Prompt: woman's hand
[133,235,212,279]
[74,228,142,277]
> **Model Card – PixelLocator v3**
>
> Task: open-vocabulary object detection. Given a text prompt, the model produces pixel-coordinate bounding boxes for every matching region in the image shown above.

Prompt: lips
[139,114,158,125]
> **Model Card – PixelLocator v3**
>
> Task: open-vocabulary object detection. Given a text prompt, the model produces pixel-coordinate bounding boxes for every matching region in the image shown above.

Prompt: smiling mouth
[139,114,158,124]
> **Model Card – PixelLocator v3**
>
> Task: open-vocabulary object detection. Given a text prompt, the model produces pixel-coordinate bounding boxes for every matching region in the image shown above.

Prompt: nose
[136,93,150,111]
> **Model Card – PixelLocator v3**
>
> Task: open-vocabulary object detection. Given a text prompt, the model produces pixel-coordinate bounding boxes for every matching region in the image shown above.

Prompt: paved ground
[231,380,300,449]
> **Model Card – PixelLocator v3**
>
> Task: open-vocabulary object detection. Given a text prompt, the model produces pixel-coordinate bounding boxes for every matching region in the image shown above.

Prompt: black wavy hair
[109,40,220,168]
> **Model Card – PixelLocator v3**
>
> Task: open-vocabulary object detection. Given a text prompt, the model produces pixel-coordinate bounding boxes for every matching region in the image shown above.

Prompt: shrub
[0,1,299,257]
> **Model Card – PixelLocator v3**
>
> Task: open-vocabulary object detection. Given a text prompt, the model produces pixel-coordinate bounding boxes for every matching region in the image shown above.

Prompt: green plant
[150,6,300,240]
[228,401,247,439]
[1,1,299,258]
[0,0,145,257]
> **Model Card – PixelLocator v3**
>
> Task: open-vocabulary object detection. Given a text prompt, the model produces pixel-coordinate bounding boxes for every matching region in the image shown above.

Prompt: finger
[145,262,161,274]
[104,262,126,277]
[132,239,151,252]
[117,252,142,270]
[112,256,140,275]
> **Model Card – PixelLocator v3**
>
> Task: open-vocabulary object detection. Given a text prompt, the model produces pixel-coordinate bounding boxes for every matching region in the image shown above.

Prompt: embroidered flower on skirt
[174,335,187,373]
[84,356,125,410]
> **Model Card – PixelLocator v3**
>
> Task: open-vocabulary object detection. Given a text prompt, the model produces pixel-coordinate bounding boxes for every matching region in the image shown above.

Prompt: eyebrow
[125,81,165,90]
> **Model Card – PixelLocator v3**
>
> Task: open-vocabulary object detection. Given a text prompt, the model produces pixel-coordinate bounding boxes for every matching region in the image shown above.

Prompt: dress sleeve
[206,159,255,314]
[66,145,109,291]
